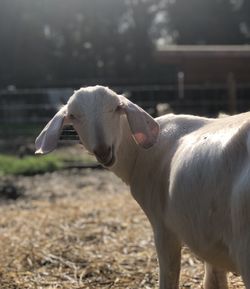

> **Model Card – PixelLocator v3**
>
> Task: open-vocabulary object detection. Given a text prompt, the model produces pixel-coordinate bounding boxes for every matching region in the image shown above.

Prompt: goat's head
[35,86,159,167]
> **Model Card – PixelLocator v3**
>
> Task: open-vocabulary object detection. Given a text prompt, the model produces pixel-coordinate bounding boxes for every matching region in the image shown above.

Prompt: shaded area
[1,0,250,88]
[0,180,24,200]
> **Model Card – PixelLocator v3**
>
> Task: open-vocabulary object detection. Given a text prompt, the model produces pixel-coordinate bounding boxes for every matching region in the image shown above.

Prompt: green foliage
[1,0,249,87]
[0,154,64,176]
[167,0,250,44]
[0,150,98,176]
[0,0,162,87]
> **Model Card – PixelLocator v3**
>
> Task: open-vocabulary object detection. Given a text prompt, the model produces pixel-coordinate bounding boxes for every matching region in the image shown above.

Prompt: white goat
[36,85,250,289]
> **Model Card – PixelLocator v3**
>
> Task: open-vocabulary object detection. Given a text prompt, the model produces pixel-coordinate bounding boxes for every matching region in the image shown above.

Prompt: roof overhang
[156,45,250,58]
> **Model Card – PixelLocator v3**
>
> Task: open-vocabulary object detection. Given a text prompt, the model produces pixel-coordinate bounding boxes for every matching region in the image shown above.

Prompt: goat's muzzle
[93,144,115,167]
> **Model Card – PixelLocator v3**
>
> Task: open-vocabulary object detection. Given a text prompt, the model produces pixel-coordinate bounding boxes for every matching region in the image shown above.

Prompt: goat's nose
[93,144,111,163]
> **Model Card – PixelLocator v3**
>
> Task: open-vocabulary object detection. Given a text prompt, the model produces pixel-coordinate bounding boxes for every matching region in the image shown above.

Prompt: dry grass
[0,169,245,289]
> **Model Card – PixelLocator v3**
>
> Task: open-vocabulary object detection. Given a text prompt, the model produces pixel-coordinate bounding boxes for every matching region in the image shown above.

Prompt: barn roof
[156,45,250,58]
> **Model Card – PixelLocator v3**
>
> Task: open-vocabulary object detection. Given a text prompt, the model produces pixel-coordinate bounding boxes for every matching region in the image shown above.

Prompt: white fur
[36,85,250,289]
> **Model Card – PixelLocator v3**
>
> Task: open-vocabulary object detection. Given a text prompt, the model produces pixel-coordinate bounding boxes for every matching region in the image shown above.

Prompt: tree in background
[165,0,250,44]
[0,0,250,88]
[0,0,51,86]
[0,0,163,87]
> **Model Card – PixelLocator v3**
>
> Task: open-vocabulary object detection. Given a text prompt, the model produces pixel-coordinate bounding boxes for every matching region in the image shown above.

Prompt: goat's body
[112,112,250,288]
[36,87,250,288]
[168,113,250,273]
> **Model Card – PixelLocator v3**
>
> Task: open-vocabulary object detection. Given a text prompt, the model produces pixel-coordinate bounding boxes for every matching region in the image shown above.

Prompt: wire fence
[1,83,250,152]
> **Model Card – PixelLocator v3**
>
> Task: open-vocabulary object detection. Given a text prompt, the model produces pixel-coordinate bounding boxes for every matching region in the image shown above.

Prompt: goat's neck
[110,117,138,185]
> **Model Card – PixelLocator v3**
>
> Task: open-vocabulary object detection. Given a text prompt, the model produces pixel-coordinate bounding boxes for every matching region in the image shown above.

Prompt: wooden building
[155,45,250,85]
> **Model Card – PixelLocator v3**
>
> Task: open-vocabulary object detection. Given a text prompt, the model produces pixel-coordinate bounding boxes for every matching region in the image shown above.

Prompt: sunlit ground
[0,164,244,289]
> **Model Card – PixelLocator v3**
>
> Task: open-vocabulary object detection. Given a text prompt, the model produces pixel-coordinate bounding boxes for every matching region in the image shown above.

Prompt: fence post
[177,71,185,99]
[227,72,237,115]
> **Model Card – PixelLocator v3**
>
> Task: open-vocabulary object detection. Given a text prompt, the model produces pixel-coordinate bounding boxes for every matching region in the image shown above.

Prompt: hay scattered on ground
[0,169,244,288]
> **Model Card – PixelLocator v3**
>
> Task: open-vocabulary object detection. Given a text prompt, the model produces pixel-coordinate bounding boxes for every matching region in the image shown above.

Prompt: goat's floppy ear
[119,96,160,149]
[35,106,68,154]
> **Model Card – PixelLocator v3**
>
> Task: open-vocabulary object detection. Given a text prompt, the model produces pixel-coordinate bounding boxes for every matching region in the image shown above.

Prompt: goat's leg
[203,263,228,289]
[230,183,250,288]
[153,226,181,289]
[233,240,250,289]
[239,261,250,289]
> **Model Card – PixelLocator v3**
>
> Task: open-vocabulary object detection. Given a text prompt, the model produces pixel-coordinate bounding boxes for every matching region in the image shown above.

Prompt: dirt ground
[0,167,244,288]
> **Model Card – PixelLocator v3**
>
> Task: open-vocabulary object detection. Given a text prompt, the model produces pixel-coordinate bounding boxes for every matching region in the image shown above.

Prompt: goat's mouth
[103,154,116,167]
[99,146,116,168]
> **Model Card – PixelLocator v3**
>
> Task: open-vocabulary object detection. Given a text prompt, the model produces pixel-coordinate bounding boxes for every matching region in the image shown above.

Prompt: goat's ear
[35,106,68,154]
[119,96,160,149]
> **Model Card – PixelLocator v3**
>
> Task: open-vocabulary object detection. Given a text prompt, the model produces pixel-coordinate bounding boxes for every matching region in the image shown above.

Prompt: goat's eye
[69,114,76,120]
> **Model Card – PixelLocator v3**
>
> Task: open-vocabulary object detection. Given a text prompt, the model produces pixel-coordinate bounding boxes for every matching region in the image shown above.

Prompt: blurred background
[0,1,249,288]
[1,0,250,154]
